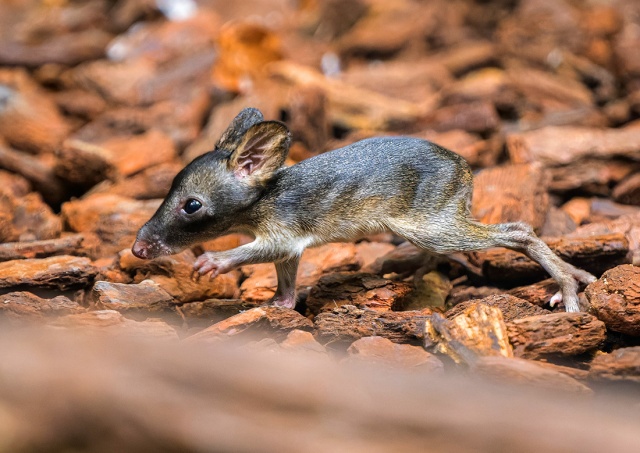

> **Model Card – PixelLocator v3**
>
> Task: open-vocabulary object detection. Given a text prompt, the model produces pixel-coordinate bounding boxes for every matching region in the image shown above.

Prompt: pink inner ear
[235,150,266,178]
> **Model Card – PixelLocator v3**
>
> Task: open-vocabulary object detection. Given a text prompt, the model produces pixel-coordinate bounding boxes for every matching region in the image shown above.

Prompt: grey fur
[133,108,596,312]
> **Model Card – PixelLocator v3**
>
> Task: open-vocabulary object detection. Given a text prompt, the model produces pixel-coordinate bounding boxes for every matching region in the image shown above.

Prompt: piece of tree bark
[0,192,62,242]
[589,347,640,383]
[472,356,592,395]
[335,2,435,59]
[0,291,84,321]
[85,162,182,200]
[340,60,449,104]
[212,22,283,93]
[363,241,438,275]
[279,330,328,356]
[420,101,500,134]
[0,233,100,262]
[307,272,415,314]
[534,361,590,382]
[61,194,162,257]
[268,61,428,130]
[57,129,176,188]
[540,206,577,237]
[353,241,396,272]
[0,169,30,197]
[52,88,107,120]
[121,249,240,303]
[91,280,176,314]
[314,305,431,347]
[0,144,67,205]
[52,309,179,340]
[424,304,513,364]
[286,85,329,155]
[546,158,638,196]
[105,11,221,65]
[178,299,257,319]
[346,336,444,372]
[506,66,593,109]
[185,306,313,344]
[0,255,97,290]
[506,312,606,359]
[0,29,112,66]
[447,285,502,307]
[507,125,640,166]
[71,50,214,106]
[407,270,452,310]
[0,68,70,154]
[446,294,548,322]
[613,173,640,205]
[471,163,549,233]
[585,264,640,336]
[507,279,559,308]
[415,129,498,168]
[431,42,498,76]
[567,213,640,265]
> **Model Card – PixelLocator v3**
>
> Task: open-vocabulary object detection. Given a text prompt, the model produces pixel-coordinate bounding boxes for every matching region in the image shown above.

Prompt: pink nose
[131,239,151,259]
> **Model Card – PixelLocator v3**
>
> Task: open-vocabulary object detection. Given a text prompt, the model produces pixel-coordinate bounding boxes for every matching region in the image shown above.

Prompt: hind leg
[488,222,596,312]
[392,220,595,312]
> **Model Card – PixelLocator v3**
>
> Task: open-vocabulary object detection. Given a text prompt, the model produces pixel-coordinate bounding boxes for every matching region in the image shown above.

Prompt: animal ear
[215,108,264,151]
[228,121,291,182]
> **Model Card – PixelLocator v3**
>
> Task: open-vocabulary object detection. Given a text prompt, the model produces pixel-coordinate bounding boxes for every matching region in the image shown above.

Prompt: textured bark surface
[314,305,431,347]
[306,272,415,314]
[0,291,84,321]
[185,306,313,343]
[424,304,513,364]
[91,280,176,313]
[507,126,640,166]
[346,336,444,372]
[121,249,240,303]
[585,265,640,336]
[506,312,606,359]
[0,233,100,262]
[589,347,640,383]
[472,163,549,233]
[507,279,560,308]
[0,255,97,290]
[52,310,179,340]
[472,356,592,395]
[446,294,548,322]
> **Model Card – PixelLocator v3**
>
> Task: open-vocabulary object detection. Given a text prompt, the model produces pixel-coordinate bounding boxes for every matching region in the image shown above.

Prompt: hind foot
[270,295,297,309]
[549,290,580,312]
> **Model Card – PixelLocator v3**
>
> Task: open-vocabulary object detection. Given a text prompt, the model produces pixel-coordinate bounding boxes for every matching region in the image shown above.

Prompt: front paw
[194,252,232,279]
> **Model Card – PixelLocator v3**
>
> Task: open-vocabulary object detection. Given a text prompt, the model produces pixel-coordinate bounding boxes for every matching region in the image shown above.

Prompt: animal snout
[131,238,152,259]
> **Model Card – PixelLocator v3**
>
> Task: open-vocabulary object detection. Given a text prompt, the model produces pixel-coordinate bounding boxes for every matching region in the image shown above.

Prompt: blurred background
[0,0,638,207]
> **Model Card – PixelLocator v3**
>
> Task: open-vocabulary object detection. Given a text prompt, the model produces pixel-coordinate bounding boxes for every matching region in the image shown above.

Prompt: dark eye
[182,199,202,214]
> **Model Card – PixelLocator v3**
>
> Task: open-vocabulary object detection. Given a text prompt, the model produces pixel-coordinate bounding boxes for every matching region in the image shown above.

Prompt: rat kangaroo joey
[132,108,596,312]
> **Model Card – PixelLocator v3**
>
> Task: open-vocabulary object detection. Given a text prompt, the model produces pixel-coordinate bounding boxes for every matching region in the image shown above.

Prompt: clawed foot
[549,291,580,313]
[549,265,597,312]
[193,252,232,280]
[270,295,297,309]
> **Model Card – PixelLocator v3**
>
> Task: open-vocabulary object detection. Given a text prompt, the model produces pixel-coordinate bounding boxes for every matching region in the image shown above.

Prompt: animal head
[132,108,291,259]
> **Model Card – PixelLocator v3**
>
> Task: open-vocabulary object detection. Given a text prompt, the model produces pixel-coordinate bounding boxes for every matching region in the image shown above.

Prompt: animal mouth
[131,236,174,260]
